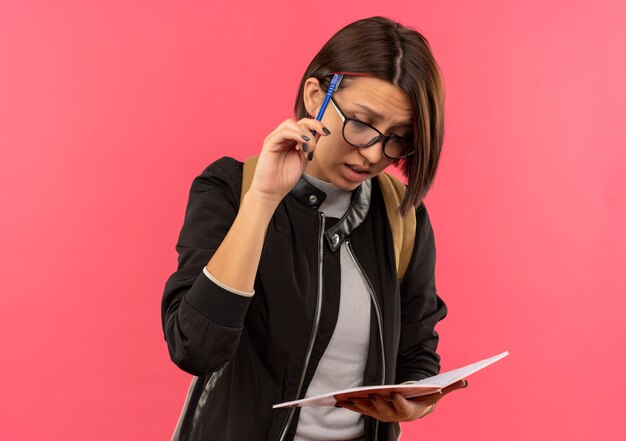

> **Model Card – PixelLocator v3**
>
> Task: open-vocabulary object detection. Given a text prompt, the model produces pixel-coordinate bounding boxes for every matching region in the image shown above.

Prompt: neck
[302,172,353,218]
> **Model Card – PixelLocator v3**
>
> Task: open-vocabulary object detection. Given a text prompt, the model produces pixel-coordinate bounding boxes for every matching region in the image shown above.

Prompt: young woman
[161,16,467,441]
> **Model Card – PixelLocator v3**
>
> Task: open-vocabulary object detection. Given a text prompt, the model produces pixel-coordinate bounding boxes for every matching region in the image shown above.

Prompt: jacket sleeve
[161,156,252,377]
[395,201,448,383]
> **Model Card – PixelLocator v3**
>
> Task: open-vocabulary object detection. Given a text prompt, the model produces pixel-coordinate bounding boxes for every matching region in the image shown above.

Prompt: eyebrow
[353,103,413,129]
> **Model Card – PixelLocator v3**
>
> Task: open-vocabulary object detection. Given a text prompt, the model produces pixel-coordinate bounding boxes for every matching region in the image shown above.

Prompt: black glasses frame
[329,96,416,160]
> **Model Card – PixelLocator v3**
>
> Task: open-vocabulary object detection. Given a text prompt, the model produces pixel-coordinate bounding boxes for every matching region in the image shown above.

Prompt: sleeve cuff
[183,267,252,328]
[203,266,255,297]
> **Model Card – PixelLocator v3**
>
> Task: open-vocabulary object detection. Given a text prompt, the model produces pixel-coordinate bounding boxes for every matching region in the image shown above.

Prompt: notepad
[273,351,509,408]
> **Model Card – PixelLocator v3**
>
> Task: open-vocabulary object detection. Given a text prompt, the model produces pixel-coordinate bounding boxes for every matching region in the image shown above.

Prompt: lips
[346,164,371,174]
[343,164,371,183]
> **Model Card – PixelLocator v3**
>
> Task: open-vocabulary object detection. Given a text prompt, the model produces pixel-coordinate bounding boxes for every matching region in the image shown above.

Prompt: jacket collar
[288,175,372,251]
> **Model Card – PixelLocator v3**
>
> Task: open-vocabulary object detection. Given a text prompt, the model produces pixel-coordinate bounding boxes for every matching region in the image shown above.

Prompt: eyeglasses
[329,96,416,160]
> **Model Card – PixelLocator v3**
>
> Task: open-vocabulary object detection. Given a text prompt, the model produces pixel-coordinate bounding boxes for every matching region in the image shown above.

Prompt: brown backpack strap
[375,172,416,282]
[241,155,260,203]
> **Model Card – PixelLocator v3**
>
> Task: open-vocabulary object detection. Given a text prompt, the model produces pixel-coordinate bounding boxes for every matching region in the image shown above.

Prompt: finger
[350,397,377,412]
[440,379,468,397]
[278,123,316,154]
[298,116,331,134]
[294,118,331,142]
[367,395,403,421]
[286,120,321,151]
[389,394,413,416]
[268,127,312,152]
[392,394,436,420]
[406,392,440,407]
[336,400,376,418]
[272,118,302,136]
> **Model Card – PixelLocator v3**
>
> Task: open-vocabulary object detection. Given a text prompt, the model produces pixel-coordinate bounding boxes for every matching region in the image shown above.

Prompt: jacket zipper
[346,239,385,441]
[278,212,326,441]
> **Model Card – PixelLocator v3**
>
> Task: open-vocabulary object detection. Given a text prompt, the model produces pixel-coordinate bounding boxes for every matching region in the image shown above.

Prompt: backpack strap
[241,155,259,203]
[375,172,416,282]
[240,155,416,281]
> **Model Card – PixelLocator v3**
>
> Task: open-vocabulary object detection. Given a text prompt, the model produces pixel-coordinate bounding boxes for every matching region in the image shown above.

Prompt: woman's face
[303,76,413,191]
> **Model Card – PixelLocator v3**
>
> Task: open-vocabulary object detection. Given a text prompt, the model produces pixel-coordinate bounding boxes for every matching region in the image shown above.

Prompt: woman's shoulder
[198,156,244,180]
[187,156,246,207]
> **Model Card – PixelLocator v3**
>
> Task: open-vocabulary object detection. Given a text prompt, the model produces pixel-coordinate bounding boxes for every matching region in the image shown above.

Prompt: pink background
[1,1,624,439]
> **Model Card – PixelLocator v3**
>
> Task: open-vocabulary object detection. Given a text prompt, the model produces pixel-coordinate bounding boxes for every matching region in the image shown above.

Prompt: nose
[357,138,385,166]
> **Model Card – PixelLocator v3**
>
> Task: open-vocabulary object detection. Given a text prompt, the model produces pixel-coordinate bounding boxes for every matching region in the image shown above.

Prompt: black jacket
[161,156,448,441]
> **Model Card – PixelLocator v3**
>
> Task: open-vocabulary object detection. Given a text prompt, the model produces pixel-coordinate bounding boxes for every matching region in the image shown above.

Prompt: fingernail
[388,394,398,401]
[301,134,311,142]
[463,380,469,388]
[307,151,314,161]
[322,127,331,135]
[302,143,308,152]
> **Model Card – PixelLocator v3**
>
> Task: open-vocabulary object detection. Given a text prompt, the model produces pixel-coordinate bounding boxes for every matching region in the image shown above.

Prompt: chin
[332,174,362,192]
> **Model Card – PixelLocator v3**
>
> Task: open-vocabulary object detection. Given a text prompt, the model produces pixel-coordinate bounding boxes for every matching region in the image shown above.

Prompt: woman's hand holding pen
[205,117,329,293]
[249,117,331,206]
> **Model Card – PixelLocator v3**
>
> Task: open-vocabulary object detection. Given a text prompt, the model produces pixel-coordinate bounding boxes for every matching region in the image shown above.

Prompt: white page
[273,351,509,408]
[411,351,509,388]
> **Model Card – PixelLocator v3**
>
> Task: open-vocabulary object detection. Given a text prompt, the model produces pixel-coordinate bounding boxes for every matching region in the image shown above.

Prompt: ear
[303,77,326,118]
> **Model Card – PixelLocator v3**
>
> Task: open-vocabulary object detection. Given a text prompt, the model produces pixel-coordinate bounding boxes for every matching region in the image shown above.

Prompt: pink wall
[1,1,624,439]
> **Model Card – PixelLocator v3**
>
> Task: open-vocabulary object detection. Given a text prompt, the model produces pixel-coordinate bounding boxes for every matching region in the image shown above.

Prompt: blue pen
[309,73,343,137]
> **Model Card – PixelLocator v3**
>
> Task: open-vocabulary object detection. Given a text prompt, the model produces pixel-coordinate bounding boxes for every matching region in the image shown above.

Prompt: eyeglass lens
[343,119,412,158]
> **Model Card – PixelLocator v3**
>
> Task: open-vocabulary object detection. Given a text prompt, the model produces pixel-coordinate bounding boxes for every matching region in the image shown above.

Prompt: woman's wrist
[243,188,282,217]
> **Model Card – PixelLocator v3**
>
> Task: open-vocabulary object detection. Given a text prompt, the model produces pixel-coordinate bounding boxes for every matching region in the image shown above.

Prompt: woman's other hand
[336,379,468,422]
[249,117,330,206]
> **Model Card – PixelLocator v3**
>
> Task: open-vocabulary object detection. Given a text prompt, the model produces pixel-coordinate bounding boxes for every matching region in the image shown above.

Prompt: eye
[346,113,366,122]
[390,131,411,139]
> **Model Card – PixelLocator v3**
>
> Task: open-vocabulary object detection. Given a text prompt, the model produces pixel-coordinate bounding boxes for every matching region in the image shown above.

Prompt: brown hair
[294,16,445,216]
